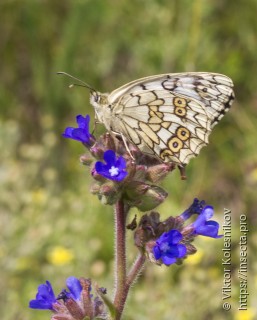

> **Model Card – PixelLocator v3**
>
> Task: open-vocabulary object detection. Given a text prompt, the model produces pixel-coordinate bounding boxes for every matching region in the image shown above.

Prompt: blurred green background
[1,0,257,319]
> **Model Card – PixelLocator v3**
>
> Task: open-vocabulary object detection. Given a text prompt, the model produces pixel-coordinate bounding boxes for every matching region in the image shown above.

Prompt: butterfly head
[90,91,111,125]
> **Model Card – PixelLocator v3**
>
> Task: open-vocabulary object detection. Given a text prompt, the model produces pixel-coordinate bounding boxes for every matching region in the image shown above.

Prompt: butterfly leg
[120,133,136,161]
[92,118,102,135]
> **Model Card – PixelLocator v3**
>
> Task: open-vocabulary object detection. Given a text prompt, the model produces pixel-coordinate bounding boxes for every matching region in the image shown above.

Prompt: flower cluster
[29,276,107,320]
[29,112,225,319]
[134,198,222,266]
[63,114,175,210]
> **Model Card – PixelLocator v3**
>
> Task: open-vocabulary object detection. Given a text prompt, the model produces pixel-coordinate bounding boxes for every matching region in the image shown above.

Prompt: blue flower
[57,277,82,302]
[180,198,206,221]
[95,150,128,181]
[66,276,82,300]
[192,205,222,238]
[62,114,91,144]
[153,230,187,266]
[29,281,56,310]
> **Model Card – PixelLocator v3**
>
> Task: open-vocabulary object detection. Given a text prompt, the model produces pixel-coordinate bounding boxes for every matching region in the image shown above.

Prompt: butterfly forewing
[95,72,234,165]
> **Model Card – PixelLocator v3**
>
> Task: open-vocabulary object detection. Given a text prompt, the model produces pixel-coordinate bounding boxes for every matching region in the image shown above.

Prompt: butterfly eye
[93,93,100,103]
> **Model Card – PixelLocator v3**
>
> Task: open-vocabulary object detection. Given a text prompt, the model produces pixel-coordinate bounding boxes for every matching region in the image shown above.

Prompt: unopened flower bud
[133,165,148,180]
[134,185,168,211]
[80,154,94,166]
[90,143,105,160]
[90,183,101,195]
[79,278,94,319]
[64,298,84,319]
[91,168,106,182]
[134,212,161,248]
[98,182,121,205]
[146,163,175,183]
[186,243,197,255]
[125,181,149,199]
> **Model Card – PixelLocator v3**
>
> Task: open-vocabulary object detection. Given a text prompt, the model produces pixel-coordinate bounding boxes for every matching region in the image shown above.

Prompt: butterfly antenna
[57,71,96,92]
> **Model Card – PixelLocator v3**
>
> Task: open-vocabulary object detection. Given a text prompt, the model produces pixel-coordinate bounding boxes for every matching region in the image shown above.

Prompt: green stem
[113,199,127,319]
[114,253,146,320]
[126,253,146,288]
[113,201,146,320]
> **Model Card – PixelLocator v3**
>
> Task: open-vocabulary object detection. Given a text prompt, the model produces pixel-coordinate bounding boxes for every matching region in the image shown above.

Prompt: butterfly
[59,72,235,166]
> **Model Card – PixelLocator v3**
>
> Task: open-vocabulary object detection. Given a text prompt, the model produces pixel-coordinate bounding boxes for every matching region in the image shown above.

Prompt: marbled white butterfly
[59,72,234,166]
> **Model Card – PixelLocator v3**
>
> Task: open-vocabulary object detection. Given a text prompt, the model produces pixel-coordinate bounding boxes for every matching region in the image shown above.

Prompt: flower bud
[132,165,148,180]
[91,168,106,182]
[90,183,101,195]
[134,212,161,249]
[146,163,175,183]
[186,243,197,255]
[125,181,149,199]
[80,154,94,166]
[64,298,84,319]
[89,143,105,160]
[98,182,121,205]
[134,185,168,211]
[79,278,94,318]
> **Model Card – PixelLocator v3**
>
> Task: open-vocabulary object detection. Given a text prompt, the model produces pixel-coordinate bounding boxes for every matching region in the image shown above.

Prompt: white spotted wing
[90,72,235,165]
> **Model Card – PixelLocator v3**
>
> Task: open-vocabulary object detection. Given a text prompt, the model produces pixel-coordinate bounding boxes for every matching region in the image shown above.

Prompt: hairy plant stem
[113,201,146,320]
[126,253,146,289]
[113,199,127,320]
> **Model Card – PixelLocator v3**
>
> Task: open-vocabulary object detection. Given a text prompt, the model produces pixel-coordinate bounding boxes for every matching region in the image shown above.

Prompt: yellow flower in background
[31,189,48,205]
[47,246,74,266]
[234,309,255,320]
[186,249,203,265]
[249,167,257,183]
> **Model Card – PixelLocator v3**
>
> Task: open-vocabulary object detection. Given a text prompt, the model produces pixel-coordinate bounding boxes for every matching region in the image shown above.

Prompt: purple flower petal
[95,161,106,175]
[153,229,187,266]
[180,198,206,221]
[177,244,187,257]
[77,114,90,129]
[66,277,82,301]
[29,281,56,310]
[115,170,128,181]
[195,221,222,238]
[115,156,127,170]
[62,127,75,139]
[95,150,128,182]
[103,150,116,166]
[153,246,162,260]
[162,255,177,266]
[192,206,222,238]
[62,114,91,144]
[168,230,183,244]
